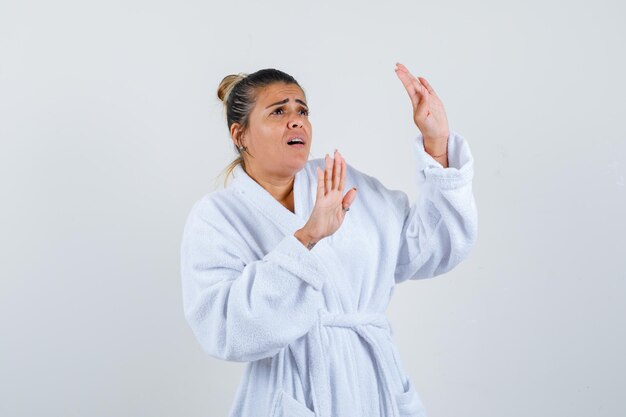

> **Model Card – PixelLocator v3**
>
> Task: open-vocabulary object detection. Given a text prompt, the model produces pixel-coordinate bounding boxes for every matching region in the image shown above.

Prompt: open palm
[305,151,357,241]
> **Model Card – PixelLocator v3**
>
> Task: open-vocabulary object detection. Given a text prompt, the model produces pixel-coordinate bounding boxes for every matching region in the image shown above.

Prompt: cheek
[260,130,286,153]
[250,126,279,150]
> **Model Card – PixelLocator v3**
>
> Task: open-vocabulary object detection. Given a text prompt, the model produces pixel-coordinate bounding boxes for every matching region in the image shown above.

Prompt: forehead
[256,82,305,103]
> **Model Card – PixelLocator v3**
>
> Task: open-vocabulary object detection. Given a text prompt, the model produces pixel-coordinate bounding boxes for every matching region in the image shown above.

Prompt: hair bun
[217,73,247,103]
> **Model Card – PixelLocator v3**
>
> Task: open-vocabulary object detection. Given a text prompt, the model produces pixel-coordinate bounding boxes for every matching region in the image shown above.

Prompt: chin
[285,158,308,175]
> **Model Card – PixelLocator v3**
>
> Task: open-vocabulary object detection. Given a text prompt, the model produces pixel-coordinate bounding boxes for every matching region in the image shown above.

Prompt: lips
[286,134,306,145]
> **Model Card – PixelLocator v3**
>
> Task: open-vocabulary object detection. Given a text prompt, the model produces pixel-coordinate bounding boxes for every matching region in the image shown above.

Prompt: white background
[1,0,625,416]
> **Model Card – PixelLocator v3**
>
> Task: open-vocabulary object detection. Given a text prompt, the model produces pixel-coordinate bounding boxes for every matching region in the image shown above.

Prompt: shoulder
[190,187,235,214]
[183,188,241,233]
[180,188,255,260]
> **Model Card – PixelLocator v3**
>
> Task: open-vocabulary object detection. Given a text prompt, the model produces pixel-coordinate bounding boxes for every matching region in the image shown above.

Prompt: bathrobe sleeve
[394,129,478,284]
[180,199,329,362]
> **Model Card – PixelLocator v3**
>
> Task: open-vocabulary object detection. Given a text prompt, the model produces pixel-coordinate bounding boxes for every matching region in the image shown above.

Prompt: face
[232,82,312,180]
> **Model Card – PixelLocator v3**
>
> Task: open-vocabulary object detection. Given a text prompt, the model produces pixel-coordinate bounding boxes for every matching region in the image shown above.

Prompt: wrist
[294,228,321,250]
[423,135,448,157]
[433,154,449,168]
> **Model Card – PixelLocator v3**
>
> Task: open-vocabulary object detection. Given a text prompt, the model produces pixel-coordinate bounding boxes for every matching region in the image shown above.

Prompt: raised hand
[296,150,357,248]
[394,62,450,144]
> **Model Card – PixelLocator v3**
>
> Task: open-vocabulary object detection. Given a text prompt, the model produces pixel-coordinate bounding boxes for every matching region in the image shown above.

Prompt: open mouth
[287,137,305,148]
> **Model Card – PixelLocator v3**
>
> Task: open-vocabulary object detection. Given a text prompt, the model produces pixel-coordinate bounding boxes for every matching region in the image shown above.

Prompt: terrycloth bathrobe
[180,130,478,417]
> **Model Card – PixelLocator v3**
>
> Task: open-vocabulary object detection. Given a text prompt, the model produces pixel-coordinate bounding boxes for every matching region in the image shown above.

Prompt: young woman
[180,63,477,417]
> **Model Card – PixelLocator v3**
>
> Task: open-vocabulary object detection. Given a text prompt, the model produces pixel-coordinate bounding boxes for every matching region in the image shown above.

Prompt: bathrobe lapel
[230,164,308,233]
[230,164,355,312]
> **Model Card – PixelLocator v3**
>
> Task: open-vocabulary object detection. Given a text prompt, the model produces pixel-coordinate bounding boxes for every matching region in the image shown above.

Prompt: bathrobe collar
[229,163,354,312]
[230,164,309,235]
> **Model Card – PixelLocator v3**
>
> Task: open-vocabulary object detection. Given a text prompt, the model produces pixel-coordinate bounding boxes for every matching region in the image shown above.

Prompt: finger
[324,153,332,194]
[394,67,420,108]
[415,85,430,121]
[338,154,346,192]
[316,166,324,200]
[395,65,431,124]
[332,150,341,190]
[396,63,427,96]
[417,76,438,99]
[342,187,358,209]
[405,71,428,99]
[396,63,424,88]
[396,73,422,111]
[397,66,431,119]
[395,67,426,111]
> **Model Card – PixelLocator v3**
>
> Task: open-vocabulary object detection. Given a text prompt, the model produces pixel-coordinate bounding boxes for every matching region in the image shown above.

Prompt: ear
[230,123,243,147]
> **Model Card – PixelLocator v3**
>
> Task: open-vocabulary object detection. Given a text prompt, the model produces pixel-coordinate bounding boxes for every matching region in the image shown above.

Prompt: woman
[180,63,477,417]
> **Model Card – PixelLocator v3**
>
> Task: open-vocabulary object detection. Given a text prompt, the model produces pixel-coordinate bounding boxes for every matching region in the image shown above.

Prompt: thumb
[415,85,430,122]
[342,187,358,209]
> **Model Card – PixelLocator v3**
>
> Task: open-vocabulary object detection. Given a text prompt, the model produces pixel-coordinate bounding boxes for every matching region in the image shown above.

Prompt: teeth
[288,138,304,144]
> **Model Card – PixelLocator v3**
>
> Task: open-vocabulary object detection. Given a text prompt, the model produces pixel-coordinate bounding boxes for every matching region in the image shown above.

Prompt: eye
[270,107,310,116]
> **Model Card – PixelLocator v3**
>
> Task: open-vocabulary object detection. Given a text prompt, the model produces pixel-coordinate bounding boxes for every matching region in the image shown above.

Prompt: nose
[289,116,304,128]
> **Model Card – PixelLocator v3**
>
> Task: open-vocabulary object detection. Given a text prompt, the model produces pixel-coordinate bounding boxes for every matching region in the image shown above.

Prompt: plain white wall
[1,0,625,416]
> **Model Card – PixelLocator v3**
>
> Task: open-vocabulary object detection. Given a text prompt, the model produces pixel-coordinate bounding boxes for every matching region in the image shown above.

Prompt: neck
[244,165,295,203]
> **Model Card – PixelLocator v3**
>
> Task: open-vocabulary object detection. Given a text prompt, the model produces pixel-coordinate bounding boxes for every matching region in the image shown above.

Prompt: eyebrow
[265,98,308,109]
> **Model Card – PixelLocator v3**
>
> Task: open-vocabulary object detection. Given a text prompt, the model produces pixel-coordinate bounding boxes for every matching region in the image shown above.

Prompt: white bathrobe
[180,130,477,417]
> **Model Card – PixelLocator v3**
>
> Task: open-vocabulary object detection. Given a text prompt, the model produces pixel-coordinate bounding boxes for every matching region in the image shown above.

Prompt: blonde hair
[216,68,304,187]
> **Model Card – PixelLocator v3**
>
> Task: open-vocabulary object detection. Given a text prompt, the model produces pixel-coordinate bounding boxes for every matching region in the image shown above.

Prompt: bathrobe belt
[308,310,401,417]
